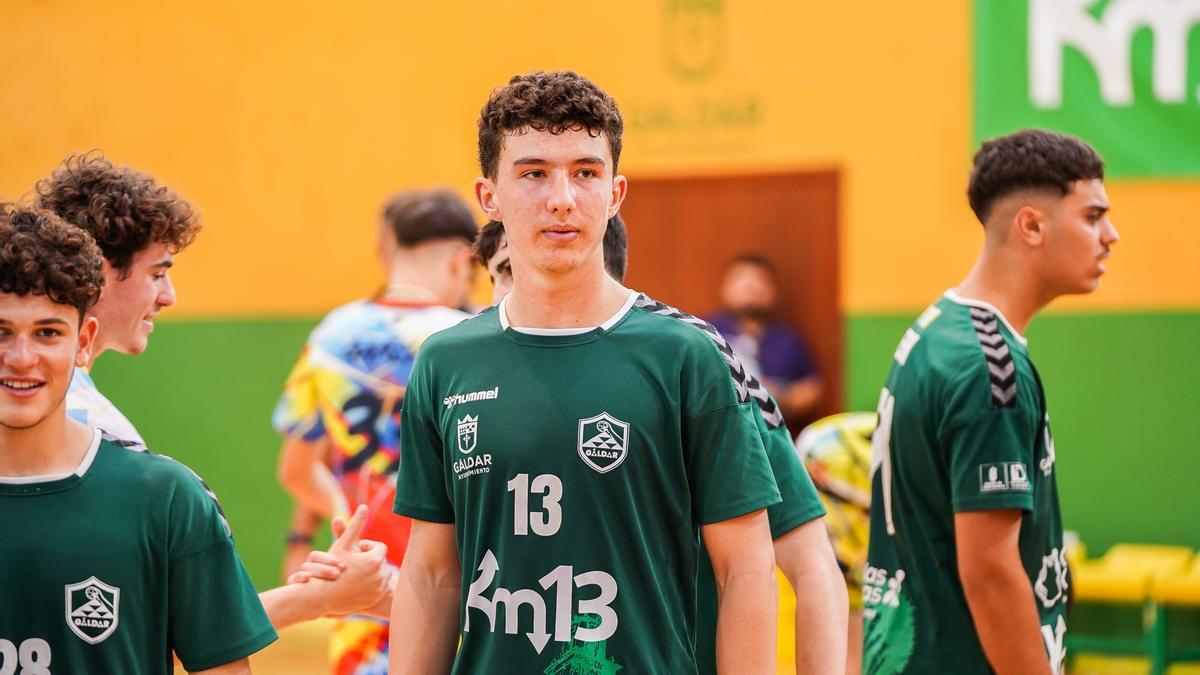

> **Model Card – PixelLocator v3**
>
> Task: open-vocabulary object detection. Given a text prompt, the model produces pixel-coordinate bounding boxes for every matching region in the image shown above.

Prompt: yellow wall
[2,1,1195,314]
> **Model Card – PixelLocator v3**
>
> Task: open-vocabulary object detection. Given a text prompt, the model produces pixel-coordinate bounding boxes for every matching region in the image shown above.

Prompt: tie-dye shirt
[274,298,468,675]
[67,367,147,450]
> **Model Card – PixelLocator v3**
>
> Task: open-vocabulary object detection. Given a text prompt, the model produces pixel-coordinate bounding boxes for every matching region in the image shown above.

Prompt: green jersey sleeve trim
[697,494,781,526]
[393,501,456,523]
[177,625,278,672]
[953,493,1034,513]
[768,500,827,540]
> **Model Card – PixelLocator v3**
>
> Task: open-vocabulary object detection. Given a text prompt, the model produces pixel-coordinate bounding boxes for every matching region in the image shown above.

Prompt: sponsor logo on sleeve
[979,462,1031,493]
[65,577,120,644]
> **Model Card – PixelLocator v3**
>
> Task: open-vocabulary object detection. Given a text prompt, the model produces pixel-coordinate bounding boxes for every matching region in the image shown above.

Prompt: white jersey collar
[943,289,1029,346]
[499,289,638,336]
[0,427,102,484]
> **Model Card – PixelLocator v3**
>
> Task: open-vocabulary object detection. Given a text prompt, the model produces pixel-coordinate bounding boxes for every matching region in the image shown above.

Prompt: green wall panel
[847,310,1200,554]
[90,311,1199,588]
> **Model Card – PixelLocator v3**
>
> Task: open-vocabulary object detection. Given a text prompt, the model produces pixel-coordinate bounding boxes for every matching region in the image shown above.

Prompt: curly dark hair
[478,70,623,180]
[0,203,105,319]
[967,129,1104,223]
[35,152,200,278]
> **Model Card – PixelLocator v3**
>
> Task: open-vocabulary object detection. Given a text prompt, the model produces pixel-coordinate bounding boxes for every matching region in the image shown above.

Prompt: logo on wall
[578,413,630,473]
[65,577,120,644]
[975,0,1200,176]
[663,0,726,82]
[457,415,478,454]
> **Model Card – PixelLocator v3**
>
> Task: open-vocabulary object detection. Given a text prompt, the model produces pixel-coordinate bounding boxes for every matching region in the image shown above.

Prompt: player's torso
[863,296,1065,674]
[429,317,703,673]
[0,446,172,675]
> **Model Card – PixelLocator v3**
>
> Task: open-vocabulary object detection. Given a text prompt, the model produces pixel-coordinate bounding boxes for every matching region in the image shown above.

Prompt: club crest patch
[457,415,478,454]
[65,576,120,644]
[578,412,630,474]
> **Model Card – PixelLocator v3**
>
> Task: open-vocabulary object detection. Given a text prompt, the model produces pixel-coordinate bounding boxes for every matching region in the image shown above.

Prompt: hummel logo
[443,386,500,409]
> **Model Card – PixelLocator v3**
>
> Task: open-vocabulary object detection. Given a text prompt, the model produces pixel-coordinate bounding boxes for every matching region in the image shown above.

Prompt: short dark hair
[382,189,477,248]
[35,152,200,278]
[603,213,628,282]
[725,253,778,278]
[473,220,505,268]
[967,129,1105,223]
[0,203,105,319]
[478,70,623,180]
[474,215,628,282]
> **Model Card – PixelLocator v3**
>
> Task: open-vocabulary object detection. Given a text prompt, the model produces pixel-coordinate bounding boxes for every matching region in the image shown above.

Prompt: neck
[506,260,629,329]
[955,247,1049,335]
[0,409,92,478]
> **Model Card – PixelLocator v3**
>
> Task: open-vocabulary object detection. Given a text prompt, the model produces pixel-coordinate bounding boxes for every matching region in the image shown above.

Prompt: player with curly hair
[0,204,276,674]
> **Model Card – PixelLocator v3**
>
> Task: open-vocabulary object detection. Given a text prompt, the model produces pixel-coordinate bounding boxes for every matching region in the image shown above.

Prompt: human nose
[1102,218,1119,247]
[2,335,37,370]
[545,171,575,216]
[158,274,176,308]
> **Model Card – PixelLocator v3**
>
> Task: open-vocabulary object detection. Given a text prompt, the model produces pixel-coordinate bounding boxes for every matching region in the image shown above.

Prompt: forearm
[259,583,331,631]
[389,566,461,674]
[961,562,1051,674]
[781,377,823,419]
[788,565,847,673]
[775,520,848,674]
[715,567,778,674]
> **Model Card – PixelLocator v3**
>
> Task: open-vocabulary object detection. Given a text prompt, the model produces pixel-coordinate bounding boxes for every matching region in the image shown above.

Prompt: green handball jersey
[394,292,781,673]
[0,431,276,674]
[696,383,826,675]
[863,291,1066,674]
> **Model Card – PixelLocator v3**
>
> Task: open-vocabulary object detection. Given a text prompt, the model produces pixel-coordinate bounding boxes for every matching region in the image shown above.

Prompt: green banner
[975,0,1200,177]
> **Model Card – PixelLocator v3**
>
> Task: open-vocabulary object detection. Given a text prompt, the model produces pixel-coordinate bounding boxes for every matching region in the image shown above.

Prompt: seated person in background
[709,254,823,425]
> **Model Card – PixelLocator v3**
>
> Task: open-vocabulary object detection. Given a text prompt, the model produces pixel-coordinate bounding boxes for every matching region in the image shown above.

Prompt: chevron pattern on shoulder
[969,307,1017,408]
[635,294,785,429]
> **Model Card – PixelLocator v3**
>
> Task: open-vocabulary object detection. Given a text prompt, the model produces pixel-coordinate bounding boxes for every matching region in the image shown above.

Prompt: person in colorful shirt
[34,152,394,633]
[796,411,876,674]
[863,129,1118,674]
[0,204,275,674]
[274,188,478,675]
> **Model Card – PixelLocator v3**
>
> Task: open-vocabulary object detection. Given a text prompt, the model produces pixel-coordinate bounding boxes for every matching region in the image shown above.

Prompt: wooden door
[619,170,841,426]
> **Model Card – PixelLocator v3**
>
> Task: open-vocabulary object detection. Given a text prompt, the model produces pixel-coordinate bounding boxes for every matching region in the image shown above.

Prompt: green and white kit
[0,431,276,674]
[863,291,1066,674]
[394,291,782,673]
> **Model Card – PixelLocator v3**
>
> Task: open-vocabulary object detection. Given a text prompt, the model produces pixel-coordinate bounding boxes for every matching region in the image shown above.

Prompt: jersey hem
[768,503,828,540]
[696,491,782,526]
[177,626,278,672]
[952,494,1033,513]
[393,501,455,523]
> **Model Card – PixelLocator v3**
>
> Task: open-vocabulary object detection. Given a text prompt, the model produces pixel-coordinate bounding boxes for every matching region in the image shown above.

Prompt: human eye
[35,327,63,339]
[576,168,599,179]
[522,169,546,179]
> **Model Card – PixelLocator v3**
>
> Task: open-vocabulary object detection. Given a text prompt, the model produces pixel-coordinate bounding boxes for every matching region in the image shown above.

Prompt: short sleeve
[271,347,326,441]
[165,464,276,670]
[393,354,454,523]
[761,423,826,539]
[941,369,1038,513]
[682,339,781,525]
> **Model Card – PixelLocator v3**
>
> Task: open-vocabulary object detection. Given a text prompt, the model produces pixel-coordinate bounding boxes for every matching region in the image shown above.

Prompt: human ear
[475,177,502,221]
[607,175,628,218]
[1013,205,1045,247]
[75,316,99,368]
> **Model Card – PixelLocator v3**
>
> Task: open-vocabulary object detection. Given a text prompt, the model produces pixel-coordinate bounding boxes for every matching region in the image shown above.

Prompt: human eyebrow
[153,259,174,270]
[573,156,605,166]
[511,157,548,167]
[34,318,72,328]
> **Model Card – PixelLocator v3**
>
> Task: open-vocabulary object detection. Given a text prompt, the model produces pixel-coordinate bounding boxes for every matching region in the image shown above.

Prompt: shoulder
[419,306,501,354]
[631,294,754,404]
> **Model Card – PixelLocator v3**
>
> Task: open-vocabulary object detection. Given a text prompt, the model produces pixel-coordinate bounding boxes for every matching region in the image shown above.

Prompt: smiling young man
[35,152,394,631]
[390,71,783,674]
[0,204,275,674]
[863,129,1118,674]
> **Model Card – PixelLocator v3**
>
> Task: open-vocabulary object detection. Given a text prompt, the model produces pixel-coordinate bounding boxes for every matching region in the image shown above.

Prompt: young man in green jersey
[863,129,1118,674]
[34,152,394,630]
[477,214,849,674]
[391,71,784,673]
[0,204,275,674]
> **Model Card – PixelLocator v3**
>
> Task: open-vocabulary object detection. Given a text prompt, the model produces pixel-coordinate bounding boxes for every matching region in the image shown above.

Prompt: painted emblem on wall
[663,0,726,82]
